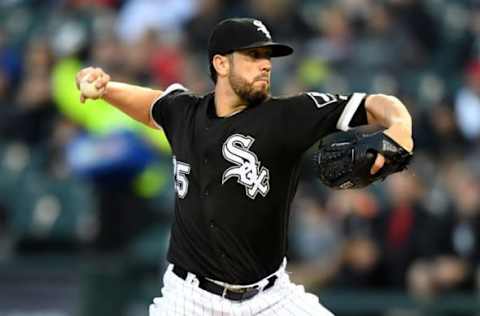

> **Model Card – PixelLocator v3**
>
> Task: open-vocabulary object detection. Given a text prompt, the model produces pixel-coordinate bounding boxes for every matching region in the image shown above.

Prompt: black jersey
[151,84,368,284]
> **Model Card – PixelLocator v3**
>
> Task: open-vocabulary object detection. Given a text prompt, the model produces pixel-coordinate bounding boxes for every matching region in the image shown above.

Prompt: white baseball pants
[149,260,334,316]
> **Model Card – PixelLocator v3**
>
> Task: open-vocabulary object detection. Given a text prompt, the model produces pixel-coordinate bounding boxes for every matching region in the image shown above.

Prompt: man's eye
[247,51,270,59]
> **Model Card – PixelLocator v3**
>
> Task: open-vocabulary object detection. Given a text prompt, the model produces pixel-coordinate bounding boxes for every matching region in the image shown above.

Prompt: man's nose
[260,59,272,72]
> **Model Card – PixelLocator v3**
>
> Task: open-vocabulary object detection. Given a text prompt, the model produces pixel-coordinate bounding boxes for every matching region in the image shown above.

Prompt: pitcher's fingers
[76,67,95,85]
[75,71,87,88]
[91,67,106,81]
[95,74,110,89]
[370,154,385,175]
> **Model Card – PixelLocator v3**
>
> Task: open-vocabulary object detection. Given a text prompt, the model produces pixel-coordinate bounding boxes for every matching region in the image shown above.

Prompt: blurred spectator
[353,2,405,72]
[122,30,157,85]
[0,36,58,145]
[0,29,22,90]
[415,98,466,158]
[325,172,432,291]
[408,162,480,299]
[306,5,352,65]
[24,37,53,74]
[288,183,342,289]
[328,189,384,289]
[388,0,439,65]
[298,5,353,92]
[88,34,123,74]
[376,172,431,289]
[68,0,120,9]
[12,70,58,145]
[116,0,197,44]
[183,0,225,55]
[149,32,187,88]
[0,203,7,251]
[454,59,480,143]
[246,0,315,41]
[0,67,11,110]
[347,2,413,92]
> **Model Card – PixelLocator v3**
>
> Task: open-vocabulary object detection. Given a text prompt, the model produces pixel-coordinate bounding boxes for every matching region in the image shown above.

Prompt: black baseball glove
[315,125,413,189]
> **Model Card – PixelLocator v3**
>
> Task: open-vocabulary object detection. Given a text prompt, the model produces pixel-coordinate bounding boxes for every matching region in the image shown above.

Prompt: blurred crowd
[1,0,480,313]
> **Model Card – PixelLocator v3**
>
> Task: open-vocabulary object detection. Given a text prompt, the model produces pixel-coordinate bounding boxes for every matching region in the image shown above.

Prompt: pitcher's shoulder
[265,93,312,106]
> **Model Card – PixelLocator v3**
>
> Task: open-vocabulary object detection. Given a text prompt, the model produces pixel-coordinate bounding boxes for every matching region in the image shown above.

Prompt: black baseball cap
[208,18,294,62]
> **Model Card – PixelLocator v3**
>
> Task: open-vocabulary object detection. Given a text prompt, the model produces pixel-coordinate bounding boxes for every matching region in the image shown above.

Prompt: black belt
[172,265,277,301]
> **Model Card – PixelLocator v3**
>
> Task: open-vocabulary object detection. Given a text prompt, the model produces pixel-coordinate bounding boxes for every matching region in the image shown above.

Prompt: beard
[228,71,270,106]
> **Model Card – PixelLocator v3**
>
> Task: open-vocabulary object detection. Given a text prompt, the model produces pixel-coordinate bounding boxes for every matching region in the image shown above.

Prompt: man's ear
[213,54,230,78]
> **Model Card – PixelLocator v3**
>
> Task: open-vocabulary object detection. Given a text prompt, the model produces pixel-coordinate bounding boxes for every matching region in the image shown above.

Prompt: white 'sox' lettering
[222,134,270,199]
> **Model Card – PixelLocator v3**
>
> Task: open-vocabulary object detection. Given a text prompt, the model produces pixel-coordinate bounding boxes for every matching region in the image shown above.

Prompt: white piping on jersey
[336,92,366,131]
[149,83,188,129]
[306,92,337,108]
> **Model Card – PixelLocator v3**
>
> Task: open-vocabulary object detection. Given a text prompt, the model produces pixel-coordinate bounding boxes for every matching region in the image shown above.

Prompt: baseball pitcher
[76,18,413,316]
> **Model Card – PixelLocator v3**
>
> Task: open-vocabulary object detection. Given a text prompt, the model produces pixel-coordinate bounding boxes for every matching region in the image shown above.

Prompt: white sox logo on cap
[222,134,270,199]
[253,20,272,39]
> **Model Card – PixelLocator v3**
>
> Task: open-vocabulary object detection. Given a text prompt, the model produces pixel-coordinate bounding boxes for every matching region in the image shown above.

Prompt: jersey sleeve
[149,83,191,131]
[278,92,368,152]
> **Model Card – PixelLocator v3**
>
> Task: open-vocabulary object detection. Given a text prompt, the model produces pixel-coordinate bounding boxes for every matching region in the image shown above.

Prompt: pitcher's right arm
[76,67,163,129]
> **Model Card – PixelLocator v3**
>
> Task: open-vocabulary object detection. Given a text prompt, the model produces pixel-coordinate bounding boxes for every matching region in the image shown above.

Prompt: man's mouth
[255,78,269,83]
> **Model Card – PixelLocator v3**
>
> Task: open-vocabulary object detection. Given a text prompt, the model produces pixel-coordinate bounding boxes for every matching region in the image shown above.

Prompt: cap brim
[237,41,294,57]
